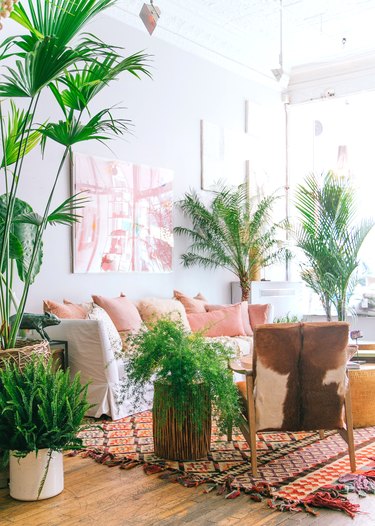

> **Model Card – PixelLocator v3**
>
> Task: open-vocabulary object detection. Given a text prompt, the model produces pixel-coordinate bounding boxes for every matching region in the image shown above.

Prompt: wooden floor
[0,455,374,526]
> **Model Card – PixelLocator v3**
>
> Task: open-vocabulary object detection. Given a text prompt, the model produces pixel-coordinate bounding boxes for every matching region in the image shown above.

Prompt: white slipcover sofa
[46,305,273,420]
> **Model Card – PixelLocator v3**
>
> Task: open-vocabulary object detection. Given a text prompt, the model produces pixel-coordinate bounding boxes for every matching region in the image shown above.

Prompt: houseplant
[294,172,374,321]
[174,183,287,301]
[118,318,241,460]
[0,354,91,500]
[0,0,150,350]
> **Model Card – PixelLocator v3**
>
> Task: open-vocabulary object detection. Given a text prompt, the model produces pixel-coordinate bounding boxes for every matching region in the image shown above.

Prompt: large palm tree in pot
[294,172,374,321]
[0,0,150,350]
[175,183,286,301]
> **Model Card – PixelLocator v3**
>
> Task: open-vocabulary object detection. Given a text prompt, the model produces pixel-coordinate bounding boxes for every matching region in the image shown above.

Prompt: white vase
[9,449,64,501]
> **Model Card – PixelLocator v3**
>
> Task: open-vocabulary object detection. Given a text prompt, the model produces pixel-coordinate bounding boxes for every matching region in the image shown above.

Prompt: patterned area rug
[77,411,375,517]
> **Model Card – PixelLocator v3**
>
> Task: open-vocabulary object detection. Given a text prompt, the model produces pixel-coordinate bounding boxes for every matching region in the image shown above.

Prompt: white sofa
[46,305,273,420]
[46,320,130,419]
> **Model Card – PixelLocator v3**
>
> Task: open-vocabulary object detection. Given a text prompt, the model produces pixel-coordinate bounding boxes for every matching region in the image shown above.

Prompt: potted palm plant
[0,355,91,500]
[174,183,287,301]
[0,0,150,351]
[294,172,374,320]
[118,318,241,460]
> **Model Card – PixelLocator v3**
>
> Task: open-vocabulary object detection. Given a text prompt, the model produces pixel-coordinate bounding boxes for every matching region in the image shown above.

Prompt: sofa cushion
[205,302,252,336]
[248,304,271,330]
[88,304,122,354]
[187,304,246,337]
[137,297,190,330]
[92,294,142,333]
[43,299,88,319]
[174,290,207,314]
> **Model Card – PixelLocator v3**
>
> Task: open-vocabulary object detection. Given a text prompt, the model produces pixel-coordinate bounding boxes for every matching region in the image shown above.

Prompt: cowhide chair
[236,322,356,477]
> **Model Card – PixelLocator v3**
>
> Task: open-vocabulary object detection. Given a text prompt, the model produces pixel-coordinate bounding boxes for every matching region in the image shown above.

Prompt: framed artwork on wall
[200,120,250,190]
[71,153,173,273]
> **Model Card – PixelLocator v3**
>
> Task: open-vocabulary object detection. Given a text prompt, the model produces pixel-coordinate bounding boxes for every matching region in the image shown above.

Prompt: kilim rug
[76,411,375,517]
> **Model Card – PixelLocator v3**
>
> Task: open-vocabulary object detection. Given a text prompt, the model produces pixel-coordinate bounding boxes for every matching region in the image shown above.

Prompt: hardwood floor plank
[0,455,374,526]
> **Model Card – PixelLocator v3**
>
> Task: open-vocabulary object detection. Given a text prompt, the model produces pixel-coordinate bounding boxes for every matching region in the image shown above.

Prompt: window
[287,92,375,315]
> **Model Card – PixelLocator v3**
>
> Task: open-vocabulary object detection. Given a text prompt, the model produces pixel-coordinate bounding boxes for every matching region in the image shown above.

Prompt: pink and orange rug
[76,411,375,517]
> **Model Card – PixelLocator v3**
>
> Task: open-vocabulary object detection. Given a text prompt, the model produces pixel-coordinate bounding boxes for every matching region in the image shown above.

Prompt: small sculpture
[9,312,61,341]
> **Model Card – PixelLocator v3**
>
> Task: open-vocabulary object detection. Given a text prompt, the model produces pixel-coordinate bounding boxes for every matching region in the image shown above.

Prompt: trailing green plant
[118,317,241,435]
[273,313,301,323]
[294,172,374,321]
[0,0,151,349]
[0,355,92,454]
[175,183,287,301]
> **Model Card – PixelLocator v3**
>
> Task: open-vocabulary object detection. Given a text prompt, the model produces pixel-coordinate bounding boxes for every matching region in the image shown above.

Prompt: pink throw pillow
[174,290,208,314]
[205,302,252,336]
[92,294,142,333]
[248,304,270,330]
[43,299,87,319]
[187,304,246,337]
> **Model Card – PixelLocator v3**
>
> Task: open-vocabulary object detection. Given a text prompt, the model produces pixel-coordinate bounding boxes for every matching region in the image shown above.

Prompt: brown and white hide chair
[235,322,356,477]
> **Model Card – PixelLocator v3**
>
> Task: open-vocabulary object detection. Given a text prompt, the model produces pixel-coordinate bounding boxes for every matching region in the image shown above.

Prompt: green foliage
[273,313,301,323]
[0,355,92,453]
[0,0,151,348]
[294,172,374,321]
[0,195,43,283]
[118,318,241,435]
[175,183,287,301]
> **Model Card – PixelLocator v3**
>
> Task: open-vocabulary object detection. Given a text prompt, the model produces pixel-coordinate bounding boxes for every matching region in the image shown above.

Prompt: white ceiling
[111,0,375,83]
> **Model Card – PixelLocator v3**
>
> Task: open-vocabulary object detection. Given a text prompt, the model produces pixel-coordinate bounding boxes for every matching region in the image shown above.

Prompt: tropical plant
[294,172,374,321]
[174,183,287,302]
[273,312,301,323]
[0,0,151,349]
[0,355,91,454]
[118,317,241,435]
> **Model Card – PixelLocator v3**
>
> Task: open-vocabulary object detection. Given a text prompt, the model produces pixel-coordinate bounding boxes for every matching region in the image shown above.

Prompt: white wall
[7,15,283,312]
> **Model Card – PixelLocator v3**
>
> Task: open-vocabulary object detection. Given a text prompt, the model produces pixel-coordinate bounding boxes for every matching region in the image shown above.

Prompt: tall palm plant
[0,0,151,349]
[294,172,374,321]
[175,183,286,301]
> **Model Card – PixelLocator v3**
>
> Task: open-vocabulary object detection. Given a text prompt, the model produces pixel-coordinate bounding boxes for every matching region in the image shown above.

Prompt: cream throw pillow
[137,298,190,330]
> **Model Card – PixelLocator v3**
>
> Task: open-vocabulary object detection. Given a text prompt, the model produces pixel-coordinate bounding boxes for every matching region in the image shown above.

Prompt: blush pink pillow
[248,304,270,330]
[174,290,207,314]
[187,303,246,337]
[43,299,87,319]
[205,302,252,336]
[92,294,142,333]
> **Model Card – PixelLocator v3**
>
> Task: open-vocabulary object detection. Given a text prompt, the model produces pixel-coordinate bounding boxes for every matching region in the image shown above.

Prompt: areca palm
[175,184,286,301]
[294,172,374,321]
[0,0,151,348]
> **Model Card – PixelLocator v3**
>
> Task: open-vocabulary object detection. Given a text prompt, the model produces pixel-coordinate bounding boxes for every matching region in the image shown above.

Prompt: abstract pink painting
[72,153,173,273]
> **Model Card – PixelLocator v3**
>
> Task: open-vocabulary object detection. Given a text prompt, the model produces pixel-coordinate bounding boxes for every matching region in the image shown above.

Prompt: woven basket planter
[0,339,50,370]
[153,382,211,461]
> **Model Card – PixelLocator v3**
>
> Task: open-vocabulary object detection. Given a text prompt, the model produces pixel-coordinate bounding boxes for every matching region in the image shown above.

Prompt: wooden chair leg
[319,430,325,440]
[246,374,258,477]
[344,386,356,472]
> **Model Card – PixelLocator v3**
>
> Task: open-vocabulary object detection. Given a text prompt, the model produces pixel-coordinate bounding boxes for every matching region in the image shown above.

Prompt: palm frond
[47,193,90,225]
[10,0,114,49]
[40,108,130,148]
[1,101,41,167]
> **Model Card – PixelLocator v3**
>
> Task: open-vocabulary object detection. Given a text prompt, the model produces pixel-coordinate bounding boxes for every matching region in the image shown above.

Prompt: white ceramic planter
[9,449,64,501]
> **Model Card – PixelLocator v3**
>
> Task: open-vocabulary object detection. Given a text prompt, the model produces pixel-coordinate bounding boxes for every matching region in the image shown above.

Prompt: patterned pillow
[88,304,122,354]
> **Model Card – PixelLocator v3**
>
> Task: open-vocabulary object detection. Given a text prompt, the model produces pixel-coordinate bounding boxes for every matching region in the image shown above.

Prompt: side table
[348,364,375,428]
[49,339,68,371]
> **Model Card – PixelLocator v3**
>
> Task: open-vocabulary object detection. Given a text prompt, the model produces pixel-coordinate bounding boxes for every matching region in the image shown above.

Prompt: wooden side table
[49,340,68,371]
[348,364,375,428]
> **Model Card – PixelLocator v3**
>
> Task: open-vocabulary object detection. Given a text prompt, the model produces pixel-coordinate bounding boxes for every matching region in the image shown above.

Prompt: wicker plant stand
[0,339,50,370]
[153,382,211,461]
